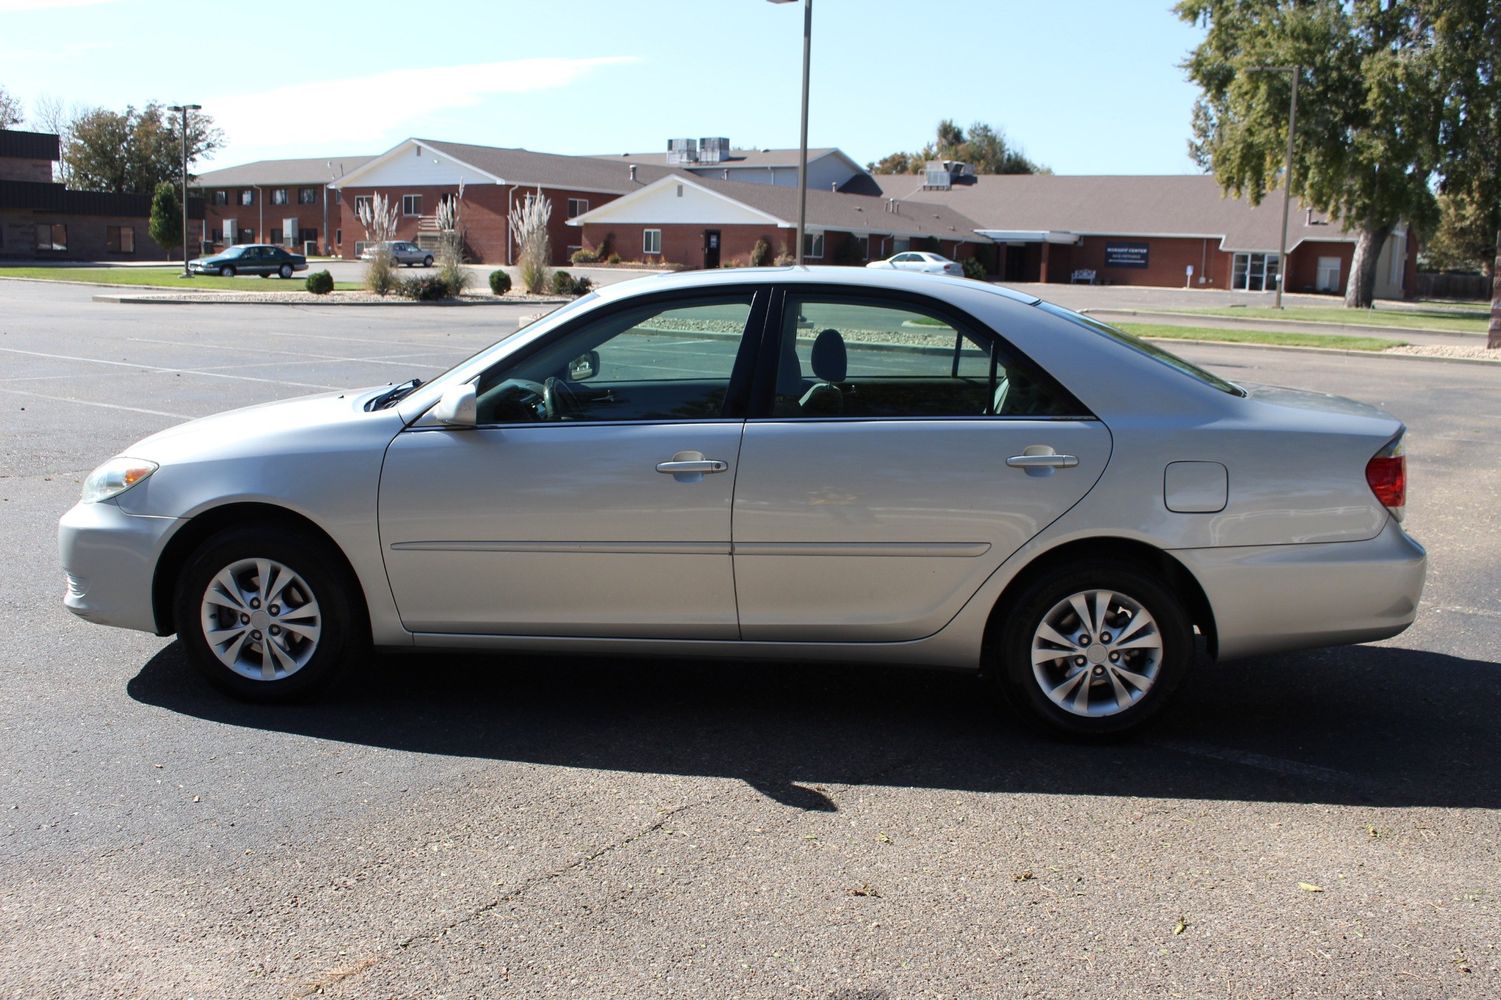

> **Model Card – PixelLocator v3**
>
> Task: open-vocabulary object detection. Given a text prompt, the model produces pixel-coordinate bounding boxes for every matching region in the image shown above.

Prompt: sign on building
[1104,241,1150,268]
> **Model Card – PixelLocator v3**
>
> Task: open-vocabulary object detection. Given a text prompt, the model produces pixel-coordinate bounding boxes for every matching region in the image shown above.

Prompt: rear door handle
[656,450,728,483]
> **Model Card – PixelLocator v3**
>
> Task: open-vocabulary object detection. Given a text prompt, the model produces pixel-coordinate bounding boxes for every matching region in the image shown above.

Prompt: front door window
[1232,252,1281,291]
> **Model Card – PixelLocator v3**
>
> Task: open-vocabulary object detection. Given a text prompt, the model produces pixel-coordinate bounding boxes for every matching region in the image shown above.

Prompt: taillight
[1365,435,1406,521]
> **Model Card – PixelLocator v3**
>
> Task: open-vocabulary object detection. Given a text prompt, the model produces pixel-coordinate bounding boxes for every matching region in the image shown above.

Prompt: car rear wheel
[279,264,293,279]
[221,266,236,277]
[994,560,1191,737]
[173,525,366,701]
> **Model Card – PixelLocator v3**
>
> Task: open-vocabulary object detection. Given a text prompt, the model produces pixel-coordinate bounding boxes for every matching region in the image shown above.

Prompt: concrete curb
[89,292,570,306]
[1140,336,1501,367]
[1089,306,1483,340]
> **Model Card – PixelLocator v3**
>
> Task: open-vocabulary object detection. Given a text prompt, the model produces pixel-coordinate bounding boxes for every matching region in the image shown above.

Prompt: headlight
[81,457,158,503]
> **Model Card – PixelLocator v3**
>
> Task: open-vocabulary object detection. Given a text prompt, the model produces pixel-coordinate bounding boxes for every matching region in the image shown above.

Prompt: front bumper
[58,500,181,634]
[1173,519,1427,660]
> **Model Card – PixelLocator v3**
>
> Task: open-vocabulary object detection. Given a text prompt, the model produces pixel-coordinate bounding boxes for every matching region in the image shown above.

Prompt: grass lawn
[1164,304,1485,335]
[1120,323,1406,352]
[0,266,360,292]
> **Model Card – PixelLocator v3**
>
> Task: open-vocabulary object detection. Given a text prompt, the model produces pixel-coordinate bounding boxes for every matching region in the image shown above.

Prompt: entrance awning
[975,229,1080,245]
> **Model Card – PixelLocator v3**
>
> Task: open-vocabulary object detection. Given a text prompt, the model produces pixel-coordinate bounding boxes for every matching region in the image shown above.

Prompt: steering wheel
[543,377,583,421]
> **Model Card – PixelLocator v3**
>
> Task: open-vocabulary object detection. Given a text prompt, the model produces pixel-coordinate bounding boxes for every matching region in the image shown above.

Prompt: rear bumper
[58,500,180,634]
[1172,519,1426,660]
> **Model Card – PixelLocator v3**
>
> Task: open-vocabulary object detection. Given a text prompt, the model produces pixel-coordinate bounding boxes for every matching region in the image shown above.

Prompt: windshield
[222,246,247,257]
[1036,301,1246,397]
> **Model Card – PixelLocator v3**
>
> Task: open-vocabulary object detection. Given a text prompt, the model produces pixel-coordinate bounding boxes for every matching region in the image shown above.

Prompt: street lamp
[1247,66,1300,309]
[768,0,810,265]
[167,103,201,278]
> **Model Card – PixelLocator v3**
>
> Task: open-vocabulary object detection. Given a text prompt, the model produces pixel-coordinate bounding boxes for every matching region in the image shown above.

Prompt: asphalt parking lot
[1,277,1498,998]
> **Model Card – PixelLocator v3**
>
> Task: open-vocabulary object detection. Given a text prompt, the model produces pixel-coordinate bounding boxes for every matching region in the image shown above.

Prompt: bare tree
[0,85,22,129]
[32,95,74,183]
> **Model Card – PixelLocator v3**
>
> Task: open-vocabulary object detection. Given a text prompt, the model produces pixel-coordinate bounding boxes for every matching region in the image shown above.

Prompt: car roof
[590,265,1040,306]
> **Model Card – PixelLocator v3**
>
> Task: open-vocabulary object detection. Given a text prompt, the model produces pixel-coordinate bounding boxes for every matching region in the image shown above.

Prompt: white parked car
[867,251,965,276]
[58,267,1425,735]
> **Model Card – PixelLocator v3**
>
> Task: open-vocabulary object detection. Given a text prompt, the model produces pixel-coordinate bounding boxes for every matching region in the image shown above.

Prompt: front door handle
[1006,446,1078,477]
[656,451,728,483]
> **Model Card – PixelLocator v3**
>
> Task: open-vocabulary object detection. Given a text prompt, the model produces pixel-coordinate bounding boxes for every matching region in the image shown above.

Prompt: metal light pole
[1248,66,1299,309]
[769,0,811,265]
[167,104,200,277]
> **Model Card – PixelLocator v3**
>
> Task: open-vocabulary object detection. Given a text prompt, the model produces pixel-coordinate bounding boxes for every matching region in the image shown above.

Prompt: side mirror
[432,384,476,428]
[568,350,600,382]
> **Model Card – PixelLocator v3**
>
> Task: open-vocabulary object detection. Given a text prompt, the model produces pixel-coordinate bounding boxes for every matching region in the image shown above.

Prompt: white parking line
[0,347,340,390]
[125,337,457,367]
[0,385,190,419]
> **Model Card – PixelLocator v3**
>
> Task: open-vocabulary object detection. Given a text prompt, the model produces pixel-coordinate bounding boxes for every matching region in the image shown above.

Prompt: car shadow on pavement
[128,642,1501,811]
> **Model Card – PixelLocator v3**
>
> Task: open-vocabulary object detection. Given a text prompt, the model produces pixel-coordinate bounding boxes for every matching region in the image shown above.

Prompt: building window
[106,225,135,253]
[271,188,288,205]
[35,223,66,251]
[335,228,342,246]
[213,190,228,205]
[270,228,282,245]
[354,196,371,216]
[643,229,662,255]
[402,194,421,216]
[298,227,318,245]
[803,231,825,259]
[567,198,589,219]
[299,187,318,205]
[239,189,254,206]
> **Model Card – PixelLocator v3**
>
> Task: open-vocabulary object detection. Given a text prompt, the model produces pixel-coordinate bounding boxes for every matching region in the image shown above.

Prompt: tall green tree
[63,102,223,195]
[148,181,182,260]
[866,120,1045,175]
[1178,0,1441,308]
[1426,0,1500,347]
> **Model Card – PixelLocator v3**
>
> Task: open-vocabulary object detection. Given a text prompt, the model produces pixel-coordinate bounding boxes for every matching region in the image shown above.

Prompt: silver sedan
[360,241,434,267]
[58,267,1425,735]
[866,251,966,276]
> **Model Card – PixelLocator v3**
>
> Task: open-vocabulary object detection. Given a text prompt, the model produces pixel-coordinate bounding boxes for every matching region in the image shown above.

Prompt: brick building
[592,139,865,191]
[873,169,1417,298]
[329,139,690,265]
[571,174,989,269]
[1,128,202,261]
[194,155,371,255]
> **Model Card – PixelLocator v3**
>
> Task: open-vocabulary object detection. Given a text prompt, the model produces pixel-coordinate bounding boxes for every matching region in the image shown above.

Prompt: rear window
[1037,302,1246,397]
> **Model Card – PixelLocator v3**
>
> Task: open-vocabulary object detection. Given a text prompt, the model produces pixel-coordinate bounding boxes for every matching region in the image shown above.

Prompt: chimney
[629,164,638,182]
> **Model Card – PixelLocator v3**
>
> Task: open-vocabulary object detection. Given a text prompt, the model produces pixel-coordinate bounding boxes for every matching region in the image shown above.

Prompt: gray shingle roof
[418,139,689,193]
[195,156,374,187]
[869,173,1351,250]
[590,147,842,169]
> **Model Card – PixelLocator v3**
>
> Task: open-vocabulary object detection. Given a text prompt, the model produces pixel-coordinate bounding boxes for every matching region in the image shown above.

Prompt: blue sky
[1,0,1209,176]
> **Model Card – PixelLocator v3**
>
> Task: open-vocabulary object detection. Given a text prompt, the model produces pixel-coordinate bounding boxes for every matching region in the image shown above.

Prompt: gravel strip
[1386,344,1501,362]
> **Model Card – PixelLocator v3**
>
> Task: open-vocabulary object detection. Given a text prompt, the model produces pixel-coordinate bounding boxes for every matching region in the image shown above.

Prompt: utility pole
[167,103,201,276]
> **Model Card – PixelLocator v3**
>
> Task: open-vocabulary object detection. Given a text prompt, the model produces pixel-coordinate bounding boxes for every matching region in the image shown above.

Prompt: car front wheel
[994,560,1191,736]
[221,266,236,277]
[173,526,366,700]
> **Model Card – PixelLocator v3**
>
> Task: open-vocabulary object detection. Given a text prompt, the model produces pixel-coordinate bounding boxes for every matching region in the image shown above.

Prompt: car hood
[122,387,398,464]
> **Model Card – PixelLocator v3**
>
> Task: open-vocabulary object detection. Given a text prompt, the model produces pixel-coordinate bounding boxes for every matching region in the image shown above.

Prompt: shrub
[572,275,593,295]
[397,273,451,301]
[364,250,396,296]
[509,189,552,293]
[773,252,795,266]
[749,238,771,267]
[550,270,575,295]
[488,269,512,295]
[305,269,334,295]
[606,252,621,264]
[570,246,599,265]
[961,256,986,280]
[438,258,470,297]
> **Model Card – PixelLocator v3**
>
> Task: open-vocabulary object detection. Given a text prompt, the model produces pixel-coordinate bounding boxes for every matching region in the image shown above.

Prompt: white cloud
[206,57,639,152]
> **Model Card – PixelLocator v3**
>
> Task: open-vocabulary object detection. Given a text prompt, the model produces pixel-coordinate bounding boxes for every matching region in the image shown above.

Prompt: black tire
[422,256,433,268]
[172,525,367,701]
[993,560,1192,737]
[259,272,270,279]
[221,266,236,277]
[279,264,293,279]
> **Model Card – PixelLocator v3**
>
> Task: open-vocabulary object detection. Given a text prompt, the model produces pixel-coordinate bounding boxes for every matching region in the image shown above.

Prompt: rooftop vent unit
[666,138,699,165]
[948,161,971,179]
[699,137,730,164]
[923,161,952,190]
